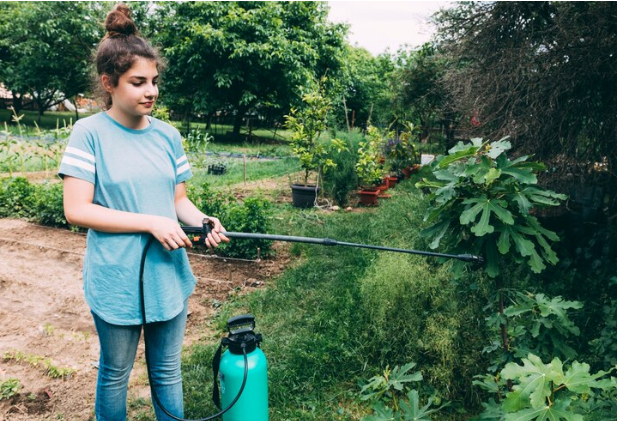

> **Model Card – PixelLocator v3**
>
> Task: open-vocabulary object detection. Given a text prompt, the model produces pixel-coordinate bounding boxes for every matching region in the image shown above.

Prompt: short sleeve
[58,123,96,184]
[173,132,193,184]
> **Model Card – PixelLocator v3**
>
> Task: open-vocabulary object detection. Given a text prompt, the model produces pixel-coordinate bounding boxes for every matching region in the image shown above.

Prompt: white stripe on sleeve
[66,146,95,163]
[176,155,188,165]
[177,162,190,175]
[61,156,95,174]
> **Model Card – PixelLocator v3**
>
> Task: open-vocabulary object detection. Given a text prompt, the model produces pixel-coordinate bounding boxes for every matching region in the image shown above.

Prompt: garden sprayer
[138,218,483,421]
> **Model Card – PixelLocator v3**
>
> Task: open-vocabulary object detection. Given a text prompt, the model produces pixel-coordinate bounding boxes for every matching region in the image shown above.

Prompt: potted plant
[356,126,385,206]
[285,82,346,208]
[390,122,420,179]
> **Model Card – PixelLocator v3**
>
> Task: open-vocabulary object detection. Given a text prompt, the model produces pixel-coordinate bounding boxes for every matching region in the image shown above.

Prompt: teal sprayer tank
[213,314,268,421]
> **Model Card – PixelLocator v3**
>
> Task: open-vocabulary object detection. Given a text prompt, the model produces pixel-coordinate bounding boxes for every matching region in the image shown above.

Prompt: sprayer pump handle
[227,314,256,335]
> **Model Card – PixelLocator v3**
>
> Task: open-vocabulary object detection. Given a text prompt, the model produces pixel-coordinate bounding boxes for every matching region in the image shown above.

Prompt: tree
[153,1,347,136]
[389,43,452,145]
[0,2,103,121]
[333,46,394,130]
[435,2,617,211]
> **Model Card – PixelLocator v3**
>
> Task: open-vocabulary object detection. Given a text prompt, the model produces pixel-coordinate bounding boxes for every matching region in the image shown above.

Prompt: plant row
[0,177,274,260]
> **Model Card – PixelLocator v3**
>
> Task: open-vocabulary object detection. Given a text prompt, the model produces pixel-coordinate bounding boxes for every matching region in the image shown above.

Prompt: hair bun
[105,4,137,37]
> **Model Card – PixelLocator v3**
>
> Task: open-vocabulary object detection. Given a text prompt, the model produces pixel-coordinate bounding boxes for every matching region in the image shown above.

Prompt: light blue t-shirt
[59,112,196,325]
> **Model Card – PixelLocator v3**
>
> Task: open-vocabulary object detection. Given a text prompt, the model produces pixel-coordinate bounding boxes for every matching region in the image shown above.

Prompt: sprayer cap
[224,332,262,354]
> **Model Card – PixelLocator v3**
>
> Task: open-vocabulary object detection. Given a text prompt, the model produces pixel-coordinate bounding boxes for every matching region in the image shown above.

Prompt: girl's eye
[153,80,158,85]
[132,82,143,87]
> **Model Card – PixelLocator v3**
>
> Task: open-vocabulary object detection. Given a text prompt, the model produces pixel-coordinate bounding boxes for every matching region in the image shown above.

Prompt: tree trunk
[11,92,23,116]
[342,96,350,131]
[37,99,44,126]
[182,107,192,135]
[72,98,79,122]
[233,105,247,137]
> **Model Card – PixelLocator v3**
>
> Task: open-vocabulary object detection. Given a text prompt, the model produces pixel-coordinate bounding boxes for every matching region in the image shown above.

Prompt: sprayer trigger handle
[202,217,213,236]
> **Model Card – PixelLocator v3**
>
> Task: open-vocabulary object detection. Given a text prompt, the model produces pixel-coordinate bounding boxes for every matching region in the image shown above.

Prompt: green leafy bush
[285,81,347,186]
[416,138,567,278]
[0,177,69,227]
[360,362,449,421]
[473,354,617,420]
[590,296,617,368]
[321,134,360,206]
[356,126,385,188]
[31,181,68,227]
[386,121,420,174]
[188,182,273,259]
[484,291,583,371]
[0,177,36,218]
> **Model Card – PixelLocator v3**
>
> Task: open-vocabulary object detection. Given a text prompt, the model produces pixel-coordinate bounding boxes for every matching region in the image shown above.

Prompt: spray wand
[183,218,484,264]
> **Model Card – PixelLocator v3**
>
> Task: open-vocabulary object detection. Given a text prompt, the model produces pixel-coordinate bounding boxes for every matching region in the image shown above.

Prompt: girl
[59,4,228,420]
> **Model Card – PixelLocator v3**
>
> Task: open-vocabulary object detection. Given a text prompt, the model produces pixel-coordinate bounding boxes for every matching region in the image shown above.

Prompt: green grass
[191,157,301,188]
[0,109,85,131]
[205,142,291,158]
[177,121,294,142]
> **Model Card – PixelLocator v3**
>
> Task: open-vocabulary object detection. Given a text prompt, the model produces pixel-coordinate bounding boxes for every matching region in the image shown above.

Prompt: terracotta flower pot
[386,176,398,188]
[401,165,421,179]
[357,188,380,206]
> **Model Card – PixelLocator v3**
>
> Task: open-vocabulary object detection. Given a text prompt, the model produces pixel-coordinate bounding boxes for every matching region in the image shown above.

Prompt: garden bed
[0,218,290,420]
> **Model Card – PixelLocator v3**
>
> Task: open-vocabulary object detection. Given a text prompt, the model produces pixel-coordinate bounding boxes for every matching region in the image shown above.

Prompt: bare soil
[0,219,290,420]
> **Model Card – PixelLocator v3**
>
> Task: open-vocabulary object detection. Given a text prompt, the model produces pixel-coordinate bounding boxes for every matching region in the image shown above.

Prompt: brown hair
[94,4,165,109]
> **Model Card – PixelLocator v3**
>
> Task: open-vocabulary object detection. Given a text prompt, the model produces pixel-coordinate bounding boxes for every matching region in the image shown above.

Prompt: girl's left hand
[205,217,230,249]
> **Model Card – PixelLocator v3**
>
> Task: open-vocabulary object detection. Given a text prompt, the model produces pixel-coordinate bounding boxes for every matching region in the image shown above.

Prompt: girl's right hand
[148,216,192,251]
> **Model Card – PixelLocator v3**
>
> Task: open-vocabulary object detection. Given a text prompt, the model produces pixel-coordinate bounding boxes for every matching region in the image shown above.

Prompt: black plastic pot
[291,184,319,208]
[207,163,227,175]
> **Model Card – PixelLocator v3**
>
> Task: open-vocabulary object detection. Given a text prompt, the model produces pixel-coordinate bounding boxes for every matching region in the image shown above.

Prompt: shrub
[359,362,449,421]
[222,196,273,258]
[31,181,68,227]
[483,291,583,372]
[590,297,617,368]
[0,177,77,229]
[416,138,567,278]
[285,81,347,187]
[321,134,360,206]
[188,182,273,259]
[356,126,386,188]
[473,354,617,420]
[0,177,36,218]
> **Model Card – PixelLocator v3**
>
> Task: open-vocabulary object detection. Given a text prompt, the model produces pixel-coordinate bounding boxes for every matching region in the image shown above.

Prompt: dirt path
[0,219,289,420]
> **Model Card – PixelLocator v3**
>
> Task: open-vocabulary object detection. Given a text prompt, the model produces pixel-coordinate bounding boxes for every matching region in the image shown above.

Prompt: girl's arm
[63,175,192,251]
[174,182,229,248]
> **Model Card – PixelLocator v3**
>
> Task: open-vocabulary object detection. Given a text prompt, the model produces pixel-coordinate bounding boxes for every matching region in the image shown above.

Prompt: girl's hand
[149,216,193,251]
[205,216,230,249]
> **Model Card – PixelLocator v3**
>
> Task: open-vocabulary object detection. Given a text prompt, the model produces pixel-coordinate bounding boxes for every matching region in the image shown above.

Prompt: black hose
[139,236,248,421]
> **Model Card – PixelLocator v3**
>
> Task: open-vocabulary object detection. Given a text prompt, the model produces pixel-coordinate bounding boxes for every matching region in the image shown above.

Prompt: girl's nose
[145,84,157,97]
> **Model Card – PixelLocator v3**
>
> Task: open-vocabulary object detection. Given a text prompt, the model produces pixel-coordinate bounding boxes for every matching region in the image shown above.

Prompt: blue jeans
[91,302,187,421]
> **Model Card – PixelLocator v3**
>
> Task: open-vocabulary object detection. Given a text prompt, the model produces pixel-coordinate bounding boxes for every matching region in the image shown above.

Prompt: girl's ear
[101,74,114,93]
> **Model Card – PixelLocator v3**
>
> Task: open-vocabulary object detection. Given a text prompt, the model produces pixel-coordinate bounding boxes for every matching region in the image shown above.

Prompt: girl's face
[103,57,158,127]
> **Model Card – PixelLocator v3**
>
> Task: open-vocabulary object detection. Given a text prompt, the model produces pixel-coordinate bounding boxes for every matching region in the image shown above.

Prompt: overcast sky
[327,1,453,56]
